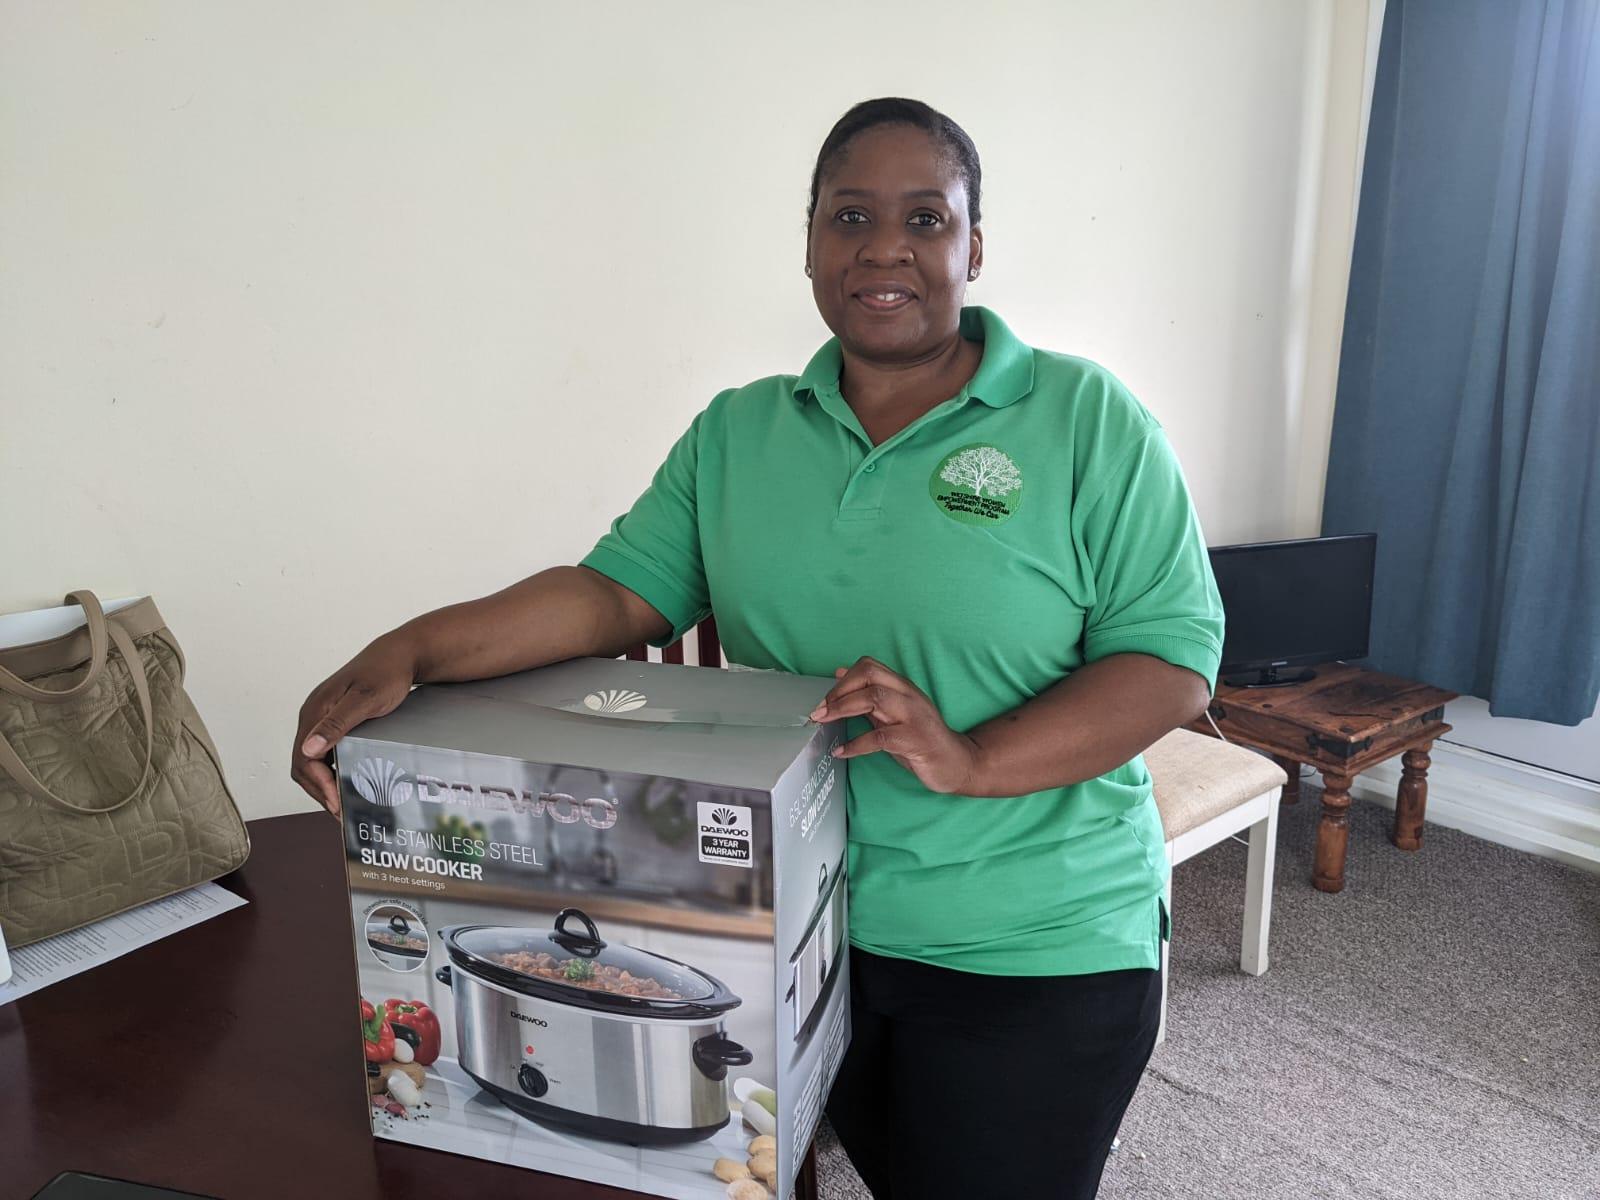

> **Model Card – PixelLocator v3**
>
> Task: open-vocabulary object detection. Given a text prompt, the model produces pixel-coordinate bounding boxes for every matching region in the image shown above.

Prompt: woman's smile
[853,285,917,314]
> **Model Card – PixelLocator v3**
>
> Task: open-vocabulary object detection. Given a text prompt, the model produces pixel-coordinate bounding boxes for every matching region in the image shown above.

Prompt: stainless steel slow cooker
[436,908,752,1145]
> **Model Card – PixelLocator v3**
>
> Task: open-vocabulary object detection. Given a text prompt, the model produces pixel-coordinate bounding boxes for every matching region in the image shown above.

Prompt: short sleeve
[1074,426,1225,690]
[579,410,712,648]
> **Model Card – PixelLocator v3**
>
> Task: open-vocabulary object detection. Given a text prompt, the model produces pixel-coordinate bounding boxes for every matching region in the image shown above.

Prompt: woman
[293,97,1223,1199]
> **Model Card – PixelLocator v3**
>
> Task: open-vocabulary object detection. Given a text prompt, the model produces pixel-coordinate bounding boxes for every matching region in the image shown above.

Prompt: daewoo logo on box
[583,688,648,713]
[696,801,753,868]
[349,757,618,829]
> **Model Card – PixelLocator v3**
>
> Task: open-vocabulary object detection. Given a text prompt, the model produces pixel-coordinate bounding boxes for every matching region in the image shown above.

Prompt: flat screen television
[1208,533,1377,687]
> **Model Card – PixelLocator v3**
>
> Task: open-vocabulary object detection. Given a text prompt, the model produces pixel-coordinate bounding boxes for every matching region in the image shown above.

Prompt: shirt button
[864,463,877,473]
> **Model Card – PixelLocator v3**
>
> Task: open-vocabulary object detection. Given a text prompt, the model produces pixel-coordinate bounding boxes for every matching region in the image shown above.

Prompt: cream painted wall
[1,1,1377,819]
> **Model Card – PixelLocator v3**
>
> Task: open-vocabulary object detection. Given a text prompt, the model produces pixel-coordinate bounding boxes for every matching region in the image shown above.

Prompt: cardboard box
[337,657,849,1200]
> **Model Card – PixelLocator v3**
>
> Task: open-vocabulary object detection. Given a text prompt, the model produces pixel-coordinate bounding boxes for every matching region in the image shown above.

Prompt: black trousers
[824,946,1162,1200]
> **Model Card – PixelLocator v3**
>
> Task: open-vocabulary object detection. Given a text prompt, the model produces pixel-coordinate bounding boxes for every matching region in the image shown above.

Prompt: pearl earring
[805,266,813,277]
[968,268,979,281]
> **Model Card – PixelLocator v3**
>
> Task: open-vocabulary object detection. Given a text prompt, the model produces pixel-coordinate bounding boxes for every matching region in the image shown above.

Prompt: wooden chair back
[624,615,722,668]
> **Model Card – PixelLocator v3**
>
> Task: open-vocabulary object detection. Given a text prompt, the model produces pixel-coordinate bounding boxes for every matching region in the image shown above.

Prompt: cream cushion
[1145,728,1289,840]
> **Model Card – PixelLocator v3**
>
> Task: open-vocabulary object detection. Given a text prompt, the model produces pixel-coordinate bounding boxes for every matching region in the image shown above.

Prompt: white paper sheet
[0,882,248,1005]
[0,594,145,648]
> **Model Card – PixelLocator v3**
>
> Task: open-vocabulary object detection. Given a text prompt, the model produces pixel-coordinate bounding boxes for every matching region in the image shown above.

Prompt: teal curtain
[1323,0,1600,725]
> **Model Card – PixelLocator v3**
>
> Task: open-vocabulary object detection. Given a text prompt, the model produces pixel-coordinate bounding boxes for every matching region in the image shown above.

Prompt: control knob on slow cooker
[517,1063,549,1098]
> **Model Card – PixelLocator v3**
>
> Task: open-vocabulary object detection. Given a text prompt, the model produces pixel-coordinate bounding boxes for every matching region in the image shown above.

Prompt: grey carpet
[815,783,1600,1199]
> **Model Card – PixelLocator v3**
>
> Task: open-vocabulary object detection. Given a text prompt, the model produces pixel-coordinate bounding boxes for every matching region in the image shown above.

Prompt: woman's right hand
[291,635,419,815]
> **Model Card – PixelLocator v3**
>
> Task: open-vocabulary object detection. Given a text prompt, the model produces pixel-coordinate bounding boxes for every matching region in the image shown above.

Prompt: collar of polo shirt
[793,306,1036,409]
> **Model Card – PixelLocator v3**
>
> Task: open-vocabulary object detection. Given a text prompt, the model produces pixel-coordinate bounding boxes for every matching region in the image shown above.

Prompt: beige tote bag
[0,591,250,947]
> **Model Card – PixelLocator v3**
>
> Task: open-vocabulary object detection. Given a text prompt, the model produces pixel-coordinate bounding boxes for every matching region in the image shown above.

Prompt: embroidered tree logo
[929,444,1024,525]
[940,446,1022,498]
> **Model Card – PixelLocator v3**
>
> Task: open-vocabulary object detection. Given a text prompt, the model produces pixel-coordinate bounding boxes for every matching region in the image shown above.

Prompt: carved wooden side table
[1189,663,1458,893]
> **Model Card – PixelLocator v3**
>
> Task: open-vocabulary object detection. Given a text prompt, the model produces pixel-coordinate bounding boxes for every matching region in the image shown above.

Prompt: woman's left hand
[809,656,984,795]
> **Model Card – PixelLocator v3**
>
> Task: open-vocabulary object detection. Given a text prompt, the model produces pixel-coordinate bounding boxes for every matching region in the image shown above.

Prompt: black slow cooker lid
[443,909,739,1017]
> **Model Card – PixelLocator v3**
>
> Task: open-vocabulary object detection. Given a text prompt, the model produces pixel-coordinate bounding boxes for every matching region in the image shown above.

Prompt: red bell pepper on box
[384,998,442,1066]
[361,999,395,1063]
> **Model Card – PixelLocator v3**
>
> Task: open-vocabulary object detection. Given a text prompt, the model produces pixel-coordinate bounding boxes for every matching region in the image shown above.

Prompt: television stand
[1223,665,1318,688]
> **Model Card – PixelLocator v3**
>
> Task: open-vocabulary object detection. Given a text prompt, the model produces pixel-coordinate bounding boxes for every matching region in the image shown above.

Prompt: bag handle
[0,596,157,815]
[0,591,114,702]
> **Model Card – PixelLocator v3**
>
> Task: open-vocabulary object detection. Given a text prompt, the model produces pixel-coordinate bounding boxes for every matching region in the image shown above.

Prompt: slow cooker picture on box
[436,908,754,1145]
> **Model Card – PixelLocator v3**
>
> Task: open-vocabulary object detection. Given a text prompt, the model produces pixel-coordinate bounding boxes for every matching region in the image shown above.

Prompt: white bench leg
[1240,786,1282,976]
[1156,852,1173,1047]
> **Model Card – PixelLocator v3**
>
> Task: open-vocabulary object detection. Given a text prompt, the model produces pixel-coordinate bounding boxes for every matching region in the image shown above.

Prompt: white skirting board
[1349,741,1600,875]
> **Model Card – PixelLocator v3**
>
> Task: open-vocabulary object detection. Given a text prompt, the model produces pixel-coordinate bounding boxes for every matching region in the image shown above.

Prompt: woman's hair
[806,98,983,230]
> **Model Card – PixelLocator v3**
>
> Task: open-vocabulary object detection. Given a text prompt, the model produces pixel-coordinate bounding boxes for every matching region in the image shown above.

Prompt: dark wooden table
[0,813,818,1200]
[1190,663,1458,893]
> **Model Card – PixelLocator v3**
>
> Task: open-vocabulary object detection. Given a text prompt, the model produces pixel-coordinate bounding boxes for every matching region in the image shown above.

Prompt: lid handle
[389,914,410,934]
[552,907,607,958]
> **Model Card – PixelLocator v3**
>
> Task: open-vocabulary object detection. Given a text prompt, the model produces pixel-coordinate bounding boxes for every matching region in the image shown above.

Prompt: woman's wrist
[370,626,428,686]
[950,730,994,796]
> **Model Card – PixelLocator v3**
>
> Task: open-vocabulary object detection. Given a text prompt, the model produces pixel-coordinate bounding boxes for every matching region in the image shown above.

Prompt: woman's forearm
[393,565,672,685]
[962,653,1211,797]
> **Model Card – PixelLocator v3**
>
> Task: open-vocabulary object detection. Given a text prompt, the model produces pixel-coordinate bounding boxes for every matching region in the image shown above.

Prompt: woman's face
[806,124,982,365]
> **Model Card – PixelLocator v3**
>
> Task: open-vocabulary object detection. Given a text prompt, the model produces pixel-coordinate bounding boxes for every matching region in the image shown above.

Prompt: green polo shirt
[580,307,1223,976]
